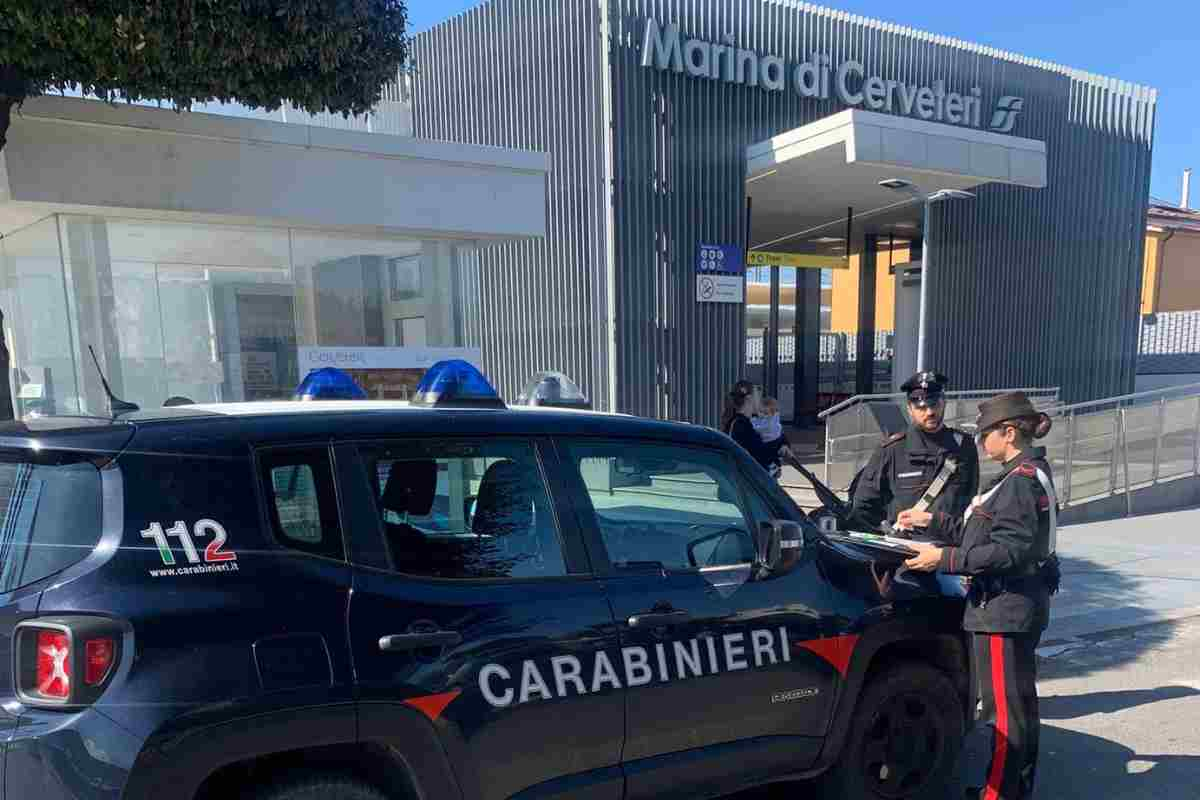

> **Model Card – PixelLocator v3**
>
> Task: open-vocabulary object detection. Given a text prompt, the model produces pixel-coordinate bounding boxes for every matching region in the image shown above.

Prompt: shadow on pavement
[725,558,1195,799]
[1040,555,1185,678]
[1034,724,1200,799]
[728,723,1200,799]
[1040,685,1200,720]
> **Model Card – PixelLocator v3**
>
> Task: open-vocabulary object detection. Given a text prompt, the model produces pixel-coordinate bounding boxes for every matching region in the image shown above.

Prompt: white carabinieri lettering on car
[479,626,792,709]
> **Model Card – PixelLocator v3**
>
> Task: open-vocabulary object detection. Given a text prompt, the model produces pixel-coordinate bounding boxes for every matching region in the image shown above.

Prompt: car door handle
[378,631,462,652]
[627,611,690,628]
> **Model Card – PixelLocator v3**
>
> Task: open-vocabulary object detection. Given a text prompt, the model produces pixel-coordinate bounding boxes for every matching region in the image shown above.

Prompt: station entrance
[742,109,1047,425]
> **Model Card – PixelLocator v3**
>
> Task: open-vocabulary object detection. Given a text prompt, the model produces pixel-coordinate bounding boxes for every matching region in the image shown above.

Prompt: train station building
[413,0,1156,424]
[0,1,1156,427]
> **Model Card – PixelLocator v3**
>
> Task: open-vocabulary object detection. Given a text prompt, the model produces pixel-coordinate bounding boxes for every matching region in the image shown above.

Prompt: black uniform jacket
[927,447,1055,634]
[846,424,980,536]
[727,414,785,471]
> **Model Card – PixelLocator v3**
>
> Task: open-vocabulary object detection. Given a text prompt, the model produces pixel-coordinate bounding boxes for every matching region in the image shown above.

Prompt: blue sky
[408,1,1198,206]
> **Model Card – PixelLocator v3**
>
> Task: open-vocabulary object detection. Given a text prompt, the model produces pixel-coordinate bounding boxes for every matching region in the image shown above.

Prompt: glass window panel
[2,217,471,414]
[67,217,294,409]
[0,217,81,417]
[389,255,422,301]
[261,448,344,561]
[564,441,755,571]
[359,440,567,580]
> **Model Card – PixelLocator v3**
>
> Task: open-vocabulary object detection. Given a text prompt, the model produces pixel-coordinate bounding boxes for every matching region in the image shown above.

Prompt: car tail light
[15,618,126,708]
[35,630,71,699]
[85,638,115,686]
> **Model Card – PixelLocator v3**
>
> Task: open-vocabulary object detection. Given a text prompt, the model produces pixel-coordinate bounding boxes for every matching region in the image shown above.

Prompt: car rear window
[0,454,103,591]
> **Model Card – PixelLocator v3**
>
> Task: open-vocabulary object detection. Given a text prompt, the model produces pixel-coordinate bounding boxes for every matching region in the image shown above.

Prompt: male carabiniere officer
[845,371,979,539]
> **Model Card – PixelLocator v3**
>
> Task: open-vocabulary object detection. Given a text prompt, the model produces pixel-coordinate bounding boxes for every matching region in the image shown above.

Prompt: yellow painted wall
[1147,229,1200,313]
[826,240,908,334]
[1142,231,1165,314]
[829,251,861,333]
[874,242,907,331]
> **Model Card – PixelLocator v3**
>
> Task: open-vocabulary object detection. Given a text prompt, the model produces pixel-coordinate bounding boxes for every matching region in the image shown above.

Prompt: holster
[1038,553,1062,596]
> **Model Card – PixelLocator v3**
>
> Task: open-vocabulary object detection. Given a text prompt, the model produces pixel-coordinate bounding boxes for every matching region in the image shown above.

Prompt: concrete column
[62,217,123,415]
[422,241,457,346]
[792,268,821,425]
[856,235,879,395]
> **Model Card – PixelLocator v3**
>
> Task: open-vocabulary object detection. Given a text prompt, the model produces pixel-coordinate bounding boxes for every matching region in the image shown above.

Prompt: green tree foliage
[0,1,409,149]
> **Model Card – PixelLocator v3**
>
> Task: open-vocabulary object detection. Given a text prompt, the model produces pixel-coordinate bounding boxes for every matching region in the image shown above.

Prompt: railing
[820,387,1062,492]
[1036,382,1200,510]
[819,381,1200,514]
[745,331,895,401]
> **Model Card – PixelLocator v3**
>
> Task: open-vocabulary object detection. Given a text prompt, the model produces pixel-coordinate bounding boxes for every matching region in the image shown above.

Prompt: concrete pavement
[1042,507,1200,644]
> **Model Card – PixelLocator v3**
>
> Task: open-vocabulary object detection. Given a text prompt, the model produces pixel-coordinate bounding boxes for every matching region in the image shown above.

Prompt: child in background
[753,396,786,479]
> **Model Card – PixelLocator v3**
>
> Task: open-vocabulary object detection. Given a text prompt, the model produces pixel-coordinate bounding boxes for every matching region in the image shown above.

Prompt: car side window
[357,439,568,580]
[259,447,344,561]
[564,441,756,571]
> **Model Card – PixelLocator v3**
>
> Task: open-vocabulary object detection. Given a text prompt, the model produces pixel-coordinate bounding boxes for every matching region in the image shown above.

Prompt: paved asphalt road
[728,615,1200,799]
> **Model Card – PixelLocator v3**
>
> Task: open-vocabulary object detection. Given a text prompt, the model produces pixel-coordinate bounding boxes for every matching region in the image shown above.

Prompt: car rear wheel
[824,662,965,800]
[252,772,391,800]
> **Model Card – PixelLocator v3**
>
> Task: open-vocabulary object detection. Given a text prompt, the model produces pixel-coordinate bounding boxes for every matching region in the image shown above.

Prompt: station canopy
[745,109,1047,262]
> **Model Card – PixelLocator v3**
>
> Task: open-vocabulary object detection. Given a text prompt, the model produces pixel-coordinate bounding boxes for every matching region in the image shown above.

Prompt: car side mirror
[754,520,805,580]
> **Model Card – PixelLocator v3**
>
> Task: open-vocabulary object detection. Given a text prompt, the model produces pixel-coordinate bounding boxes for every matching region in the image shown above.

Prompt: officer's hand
[904,542,942,572]
[896,508,933,530]
[779,445,794,460]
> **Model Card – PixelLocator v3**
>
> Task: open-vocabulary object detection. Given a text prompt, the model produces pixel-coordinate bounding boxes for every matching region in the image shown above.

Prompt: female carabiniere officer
[898,392,1060,800]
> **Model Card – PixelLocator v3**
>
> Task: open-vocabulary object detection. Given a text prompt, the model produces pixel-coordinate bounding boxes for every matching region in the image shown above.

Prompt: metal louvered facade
[413,0,1156,423]
[411,1,612,409]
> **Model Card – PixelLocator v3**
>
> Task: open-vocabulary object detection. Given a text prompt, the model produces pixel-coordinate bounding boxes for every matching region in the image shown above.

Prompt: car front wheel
[824,662,965,799]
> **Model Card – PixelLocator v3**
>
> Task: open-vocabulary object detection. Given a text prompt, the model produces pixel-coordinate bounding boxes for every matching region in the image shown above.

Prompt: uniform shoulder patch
[1014,463,1037,478]
[882,432,906,446]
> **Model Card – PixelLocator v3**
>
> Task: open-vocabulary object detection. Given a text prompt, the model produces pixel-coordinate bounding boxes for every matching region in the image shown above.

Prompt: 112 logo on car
[140,519,237,566]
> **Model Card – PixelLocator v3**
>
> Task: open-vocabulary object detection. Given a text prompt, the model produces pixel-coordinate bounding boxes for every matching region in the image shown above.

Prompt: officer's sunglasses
[975,423,1012,445]
[908,394,945,410]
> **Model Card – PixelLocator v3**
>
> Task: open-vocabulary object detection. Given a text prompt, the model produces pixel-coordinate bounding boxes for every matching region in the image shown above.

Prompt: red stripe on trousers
[984,635,1009,800]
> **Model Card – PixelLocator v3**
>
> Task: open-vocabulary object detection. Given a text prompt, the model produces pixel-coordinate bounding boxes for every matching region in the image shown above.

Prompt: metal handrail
[1040,382,1200,511]
[818,386,1061,420]
[820,387,1060,492]
[1050,381,1200,414]
[819,380,1200,516]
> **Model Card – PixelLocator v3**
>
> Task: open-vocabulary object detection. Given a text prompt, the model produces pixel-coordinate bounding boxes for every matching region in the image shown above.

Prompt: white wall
[1,96,547,240]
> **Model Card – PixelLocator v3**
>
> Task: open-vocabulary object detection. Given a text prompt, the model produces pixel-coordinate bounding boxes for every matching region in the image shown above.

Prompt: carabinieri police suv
[0,361,972,800]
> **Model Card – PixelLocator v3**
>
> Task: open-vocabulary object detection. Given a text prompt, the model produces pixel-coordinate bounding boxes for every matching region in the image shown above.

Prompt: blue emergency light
[294,367,368,401]
[411,360,504,408]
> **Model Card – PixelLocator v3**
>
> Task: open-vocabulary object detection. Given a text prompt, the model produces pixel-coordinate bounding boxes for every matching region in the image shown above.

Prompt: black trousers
[971,631,1042,800]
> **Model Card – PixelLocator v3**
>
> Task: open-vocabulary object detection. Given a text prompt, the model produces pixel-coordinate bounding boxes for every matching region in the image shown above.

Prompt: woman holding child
[720,380,792,476]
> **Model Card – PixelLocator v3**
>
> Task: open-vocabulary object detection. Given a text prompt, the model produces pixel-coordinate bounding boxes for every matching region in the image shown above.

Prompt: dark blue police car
[0,362,971,800]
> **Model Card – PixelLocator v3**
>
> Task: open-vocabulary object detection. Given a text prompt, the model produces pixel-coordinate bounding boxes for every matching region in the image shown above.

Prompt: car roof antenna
[87,346,140,417]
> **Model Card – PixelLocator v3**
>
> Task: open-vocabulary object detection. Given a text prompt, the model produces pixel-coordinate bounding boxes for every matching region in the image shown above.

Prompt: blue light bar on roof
[411,360,504,408]
[294,367,368,401]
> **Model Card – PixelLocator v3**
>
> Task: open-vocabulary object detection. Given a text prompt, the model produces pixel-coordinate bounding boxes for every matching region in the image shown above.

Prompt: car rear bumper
[5,707,139,800]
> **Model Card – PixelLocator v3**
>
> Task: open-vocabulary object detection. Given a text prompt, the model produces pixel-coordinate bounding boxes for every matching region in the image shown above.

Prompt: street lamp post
[878,179,975,372]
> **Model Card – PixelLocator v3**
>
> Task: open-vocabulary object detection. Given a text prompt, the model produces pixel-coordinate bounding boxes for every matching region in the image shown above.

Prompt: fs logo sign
[989,96,1025,134]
